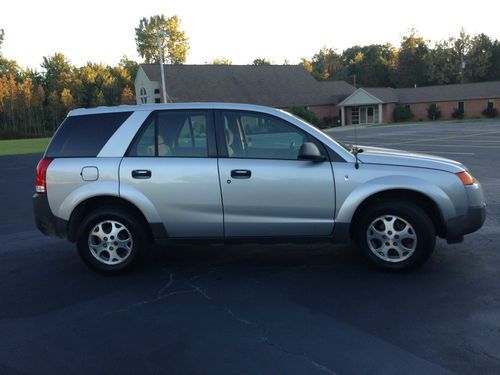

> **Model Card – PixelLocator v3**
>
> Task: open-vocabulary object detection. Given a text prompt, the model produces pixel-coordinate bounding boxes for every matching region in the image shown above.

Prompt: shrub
[323,116,340,127]
[393,106,413,122]
[452,108,464,119]
[482,106,498,118]
[287,106,323,127]
[427,104,441,120]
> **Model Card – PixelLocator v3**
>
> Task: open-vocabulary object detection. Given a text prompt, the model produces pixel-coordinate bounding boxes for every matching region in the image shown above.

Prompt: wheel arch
[348,189,446,240]
[67,195,160,242]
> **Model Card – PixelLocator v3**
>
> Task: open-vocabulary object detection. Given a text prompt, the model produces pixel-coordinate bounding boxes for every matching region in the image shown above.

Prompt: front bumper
[33,193,68,239]
[445,204,486,243]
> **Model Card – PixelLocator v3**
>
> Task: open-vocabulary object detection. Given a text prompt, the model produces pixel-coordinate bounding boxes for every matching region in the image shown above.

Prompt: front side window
[128,111,210,157]
[220,111,324,160]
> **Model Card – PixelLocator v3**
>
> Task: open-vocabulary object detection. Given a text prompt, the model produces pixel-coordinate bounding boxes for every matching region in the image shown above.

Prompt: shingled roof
[139,64,355,107]
[360,81,500,104]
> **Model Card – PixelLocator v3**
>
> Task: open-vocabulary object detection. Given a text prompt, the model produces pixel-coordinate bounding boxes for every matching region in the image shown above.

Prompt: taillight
[35,158,53,194]
[455,171,475,186]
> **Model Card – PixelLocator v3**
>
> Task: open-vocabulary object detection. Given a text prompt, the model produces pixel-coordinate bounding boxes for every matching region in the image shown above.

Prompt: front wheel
[355,200,436,271]
[76,208,148,274]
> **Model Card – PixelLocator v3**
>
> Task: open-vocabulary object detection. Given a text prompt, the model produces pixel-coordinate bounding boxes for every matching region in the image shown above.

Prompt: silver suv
[33,103,486,273]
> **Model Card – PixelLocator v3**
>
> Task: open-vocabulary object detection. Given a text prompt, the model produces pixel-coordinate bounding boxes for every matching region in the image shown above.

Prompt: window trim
[125,109,217,158]
[214,109,335,162]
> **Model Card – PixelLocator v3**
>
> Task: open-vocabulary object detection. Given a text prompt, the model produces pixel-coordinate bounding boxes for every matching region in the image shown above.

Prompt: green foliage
[0,52,138,138]
[287,106,323,127]
[393,106,414,122]
[452,108,464,119]
[308,47,343,80]
[252,58,272,66]
[0,28,4,51]
[211,57,232,65]
[482,106,497,118]
[395,29,432,87]
[135,14,189,64]
[322,116,340,127]
[427,104,441,120]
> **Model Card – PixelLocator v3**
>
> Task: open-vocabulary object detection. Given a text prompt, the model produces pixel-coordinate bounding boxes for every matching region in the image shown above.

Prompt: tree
[135,15,189,64]
[465,33,493,82]
[395,30,431,87]
[60,88,75,110]
[0,29,4,53]
[211,57,232,65]
[41,52,74,94]
[121,86,136,104]
[252,58,272,66]
[119,55,139,82]
[341,44,397,87]
[309,47,342,80]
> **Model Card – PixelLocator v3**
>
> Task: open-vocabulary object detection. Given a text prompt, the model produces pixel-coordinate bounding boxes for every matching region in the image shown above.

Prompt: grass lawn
[0,138,50,156]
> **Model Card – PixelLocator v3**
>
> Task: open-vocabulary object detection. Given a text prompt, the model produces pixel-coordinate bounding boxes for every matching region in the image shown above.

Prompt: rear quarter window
[45,112,132,157]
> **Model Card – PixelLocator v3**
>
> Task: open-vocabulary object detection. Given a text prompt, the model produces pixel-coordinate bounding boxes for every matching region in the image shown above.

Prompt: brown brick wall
[405,98,498,121]
[309,104,339,120]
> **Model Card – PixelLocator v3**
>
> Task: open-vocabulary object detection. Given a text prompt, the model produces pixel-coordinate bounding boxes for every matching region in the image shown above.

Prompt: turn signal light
[455,171,475,185]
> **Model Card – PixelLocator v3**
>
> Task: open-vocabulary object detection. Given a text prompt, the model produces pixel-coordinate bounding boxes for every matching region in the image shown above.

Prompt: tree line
[302,29,500,88]
[1,17,500,139]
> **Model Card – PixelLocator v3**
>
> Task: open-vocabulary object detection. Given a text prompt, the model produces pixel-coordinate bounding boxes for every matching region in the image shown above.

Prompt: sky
[1,0,500,69]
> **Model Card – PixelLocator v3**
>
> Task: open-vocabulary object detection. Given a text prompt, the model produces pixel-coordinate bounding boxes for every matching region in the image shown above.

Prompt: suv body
[33,103,486,272]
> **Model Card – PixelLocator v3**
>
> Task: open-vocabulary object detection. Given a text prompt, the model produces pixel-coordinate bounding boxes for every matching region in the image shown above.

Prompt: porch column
[341,106,346,126]
[378,103,383,124]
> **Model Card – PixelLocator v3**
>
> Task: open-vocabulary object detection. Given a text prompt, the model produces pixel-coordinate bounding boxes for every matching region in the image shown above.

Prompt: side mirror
[298,142,326,162]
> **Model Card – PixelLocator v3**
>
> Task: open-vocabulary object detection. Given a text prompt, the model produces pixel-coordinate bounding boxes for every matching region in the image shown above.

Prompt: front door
[120,110,223,238]
[216,110,336,237]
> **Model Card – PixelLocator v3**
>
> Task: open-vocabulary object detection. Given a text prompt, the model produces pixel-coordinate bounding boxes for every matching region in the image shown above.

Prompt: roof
[138,64,355,107]
[344,81,500,105]
[395,81,500,103]
[364,87,399,103]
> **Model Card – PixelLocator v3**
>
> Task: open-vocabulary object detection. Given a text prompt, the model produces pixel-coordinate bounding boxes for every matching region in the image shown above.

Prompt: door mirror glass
[298,142,326,162]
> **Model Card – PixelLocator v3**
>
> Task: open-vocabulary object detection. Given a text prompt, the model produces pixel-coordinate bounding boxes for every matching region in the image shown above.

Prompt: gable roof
[138,64,355,107]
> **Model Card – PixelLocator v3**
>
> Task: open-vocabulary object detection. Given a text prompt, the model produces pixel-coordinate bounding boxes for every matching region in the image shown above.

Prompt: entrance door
[216,110,336,237]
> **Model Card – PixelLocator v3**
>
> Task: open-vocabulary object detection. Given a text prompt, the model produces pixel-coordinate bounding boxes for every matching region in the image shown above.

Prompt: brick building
[339,81,500,125]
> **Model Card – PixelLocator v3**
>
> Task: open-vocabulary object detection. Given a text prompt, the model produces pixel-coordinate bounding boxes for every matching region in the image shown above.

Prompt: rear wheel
[77,208,148,274]
[355,200,436,270]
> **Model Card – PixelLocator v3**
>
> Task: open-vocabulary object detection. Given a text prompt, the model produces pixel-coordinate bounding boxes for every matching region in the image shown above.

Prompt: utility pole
[157,31,168,103]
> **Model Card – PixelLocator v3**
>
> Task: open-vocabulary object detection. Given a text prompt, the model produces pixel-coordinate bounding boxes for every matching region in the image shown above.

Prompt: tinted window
[221,111,325,160]
[128,110,210,157]
[46,112,132,157]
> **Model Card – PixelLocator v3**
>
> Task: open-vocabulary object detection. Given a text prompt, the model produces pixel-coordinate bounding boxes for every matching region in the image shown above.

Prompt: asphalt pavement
[0,120,499,374]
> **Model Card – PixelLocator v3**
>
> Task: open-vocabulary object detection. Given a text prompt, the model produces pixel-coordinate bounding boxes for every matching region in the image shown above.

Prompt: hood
[356,145,466,173]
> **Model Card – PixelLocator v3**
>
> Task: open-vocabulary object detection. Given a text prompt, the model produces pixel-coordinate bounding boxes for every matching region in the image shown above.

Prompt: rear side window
[128,110,211,157]
[45,112,132,157]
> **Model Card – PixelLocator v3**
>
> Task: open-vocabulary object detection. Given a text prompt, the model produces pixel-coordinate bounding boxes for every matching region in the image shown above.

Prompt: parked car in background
[33,103,486,273]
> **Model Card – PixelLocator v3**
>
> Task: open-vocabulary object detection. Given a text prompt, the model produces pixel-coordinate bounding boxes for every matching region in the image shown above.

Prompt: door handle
[132,169,152,179]
[231,169,251,179]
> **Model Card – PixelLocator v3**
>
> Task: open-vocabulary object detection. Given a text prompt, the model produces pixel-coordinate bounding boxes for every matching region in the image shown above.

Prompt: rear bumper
[33,193,68,239]
[445,204,486,243]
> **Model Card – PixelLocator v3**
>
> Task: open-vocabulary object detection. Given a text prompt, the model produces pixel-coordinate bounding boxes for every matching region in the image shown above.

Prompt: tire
[355,200,436,271]
[76,207,149,274]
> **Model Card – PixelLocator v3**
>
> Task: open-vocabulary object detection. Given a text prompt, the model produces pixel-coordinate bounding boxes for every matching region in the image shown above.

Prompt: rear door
[216,110,336,237]
[120,110,223,238]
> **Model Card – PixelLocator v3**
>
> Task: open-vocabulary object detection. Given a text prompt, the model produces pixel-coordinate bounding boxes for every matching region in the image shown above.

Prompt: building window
[351,107,359,125]
[155,98,161,103]
[139,87,147,104]
[487,100,495,110]
[458,101,465,113]
[154,89,160,94]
